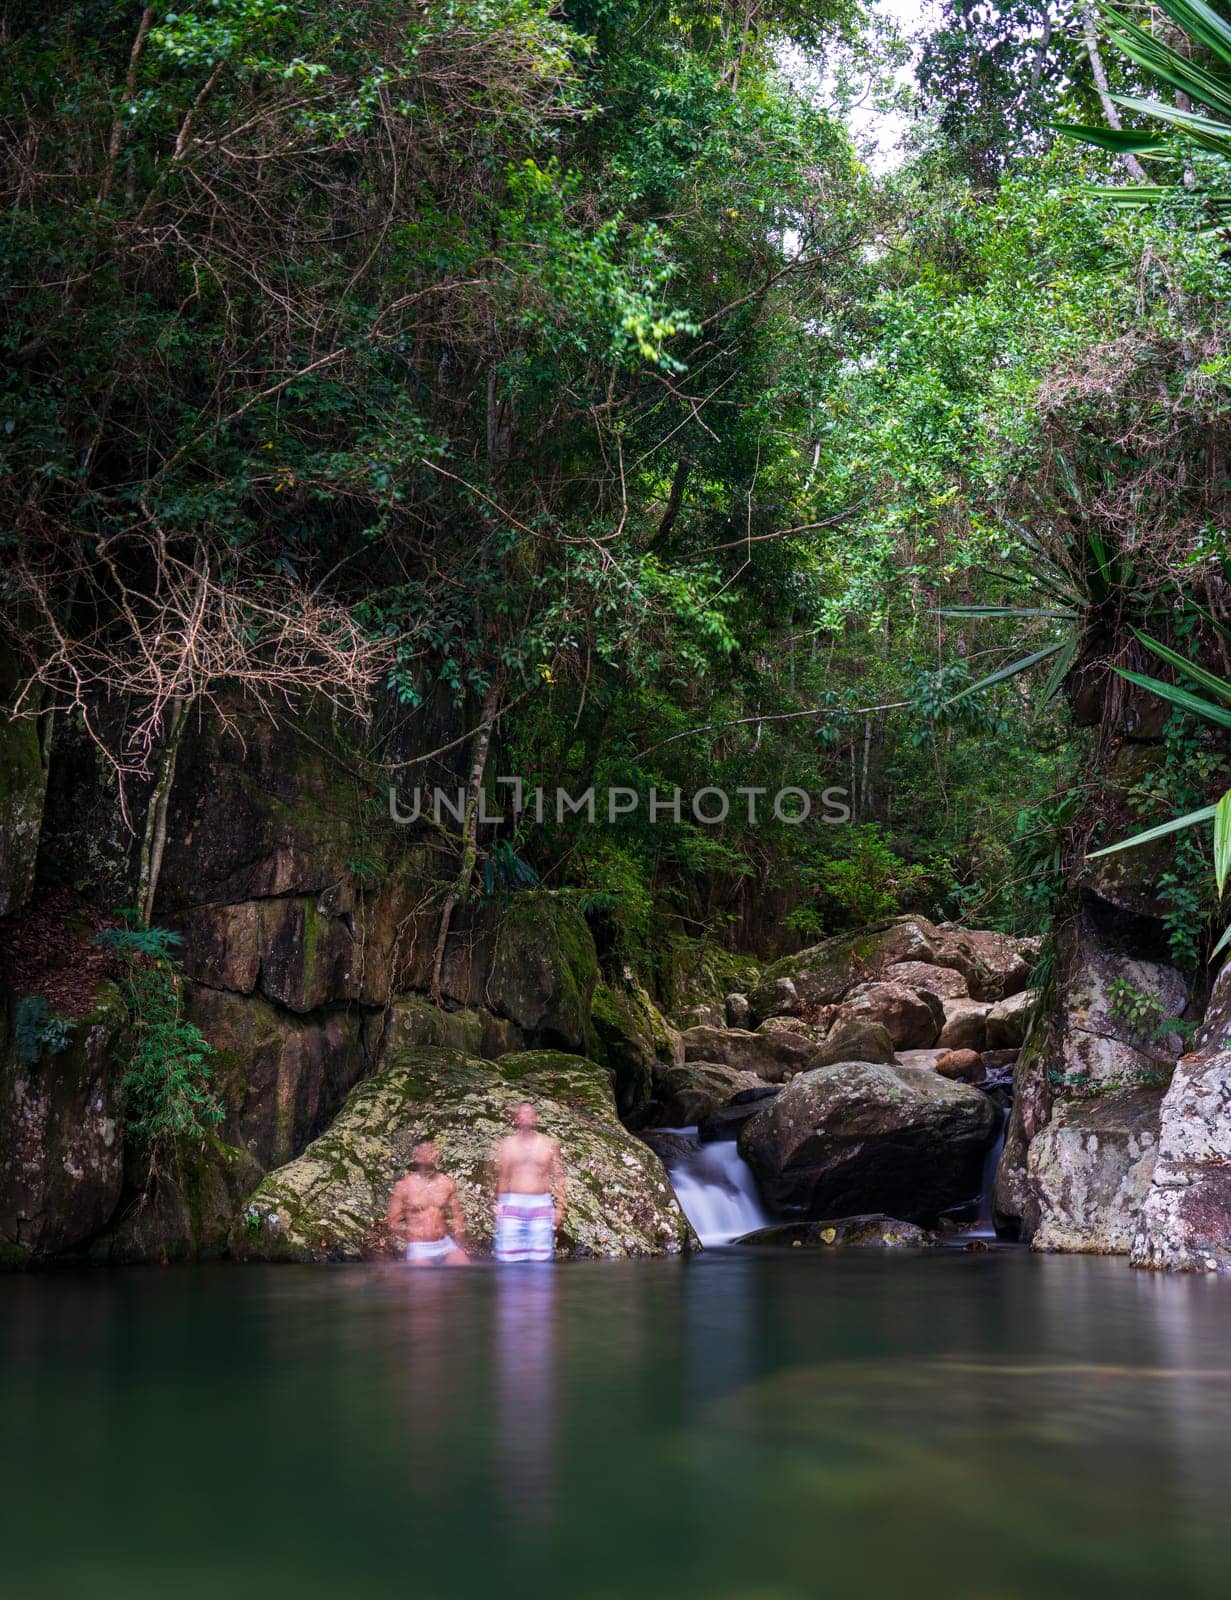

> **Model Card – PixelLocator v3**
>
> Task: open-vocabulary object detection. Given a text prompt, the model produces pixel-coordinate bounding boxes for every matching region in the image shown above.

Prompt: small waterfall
[969,1105,1009,1236]
[656,1127,771,1247]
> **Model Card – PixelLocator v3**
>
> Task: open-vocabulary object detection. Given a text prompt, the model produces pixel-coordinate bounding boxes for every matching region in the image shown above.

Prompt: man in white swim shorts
[491,1102,565,1263]
[386,1140,470,1266]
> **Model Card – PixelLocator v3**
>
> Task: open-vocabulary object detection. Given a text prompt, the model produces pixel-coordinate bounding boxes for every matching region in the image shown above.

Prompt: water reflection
[2,1254,1231,1599]
[494,1266,558,1529]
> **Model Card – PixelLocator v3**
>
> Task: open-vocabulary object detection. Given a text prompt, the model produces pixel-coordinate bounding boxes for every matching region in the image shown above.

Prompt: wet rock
[938,1000,990,1052]
[736,1214,941,1249]
[0,984,127,1262]
[808,1019,896,1069]
[739,1060,997,1223]
[840,981,941,1049]
[935,1048,983,1083]
[654,1060,766,1126]
[985,990,1037,1051]
[1028,1087,1164,1254]
[1131,1049,1231,1273]
[697,1085,780,1142]
[234,1047,696,1261]
[680,1024,814,1082]
[725,992,752,1029]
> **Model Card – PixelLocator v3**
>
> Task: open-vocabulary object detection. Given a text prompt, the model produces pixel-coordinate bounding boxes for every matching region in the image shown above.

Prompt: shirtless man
[491,1103,566,1263]
[386,1140,470,1266]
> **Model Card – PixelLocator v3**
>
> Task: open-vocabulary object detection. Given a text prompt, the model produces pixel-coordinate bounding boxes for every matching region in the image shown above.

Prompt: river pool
[3,1249,1230,1598]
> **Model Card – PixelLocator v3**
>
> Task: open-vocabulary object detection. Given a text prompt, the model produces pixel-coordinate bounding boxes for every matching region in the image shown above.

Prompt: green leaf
[1131,630,1231,708]
[1038,633,1080,707]
[1048,121,1169,155]
[944,641,1067,706]
[1216,789,1231,898]
[1114,667,1231,730]
[1088,803,1217,859]
[933,605,1077,619]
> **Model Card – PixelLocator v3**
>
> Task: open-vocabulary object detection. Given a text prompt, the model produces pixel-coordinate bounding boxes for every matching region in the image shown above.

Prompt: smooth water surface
[3,1250,1231,1599]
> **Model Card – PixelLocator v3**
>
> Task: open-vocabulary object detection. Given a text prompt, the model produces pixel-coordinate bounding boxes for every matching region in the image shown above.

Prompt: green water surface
[2,1249,1230,1599]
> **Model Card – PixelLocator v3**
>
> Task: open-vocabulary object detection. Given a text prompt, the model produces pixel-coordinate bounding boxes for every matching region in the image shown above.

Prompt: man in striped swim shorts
[491,1102,566,1263]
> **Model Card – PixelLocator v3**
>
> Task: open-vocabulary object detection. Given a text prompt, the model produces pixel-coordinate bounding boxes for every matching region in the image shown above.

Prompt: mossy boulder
[381,994,486,1058]
[0,982,127,1260]
[591,979,682,1111]
[739,1060,997,1223]
[233,1046,696,1261]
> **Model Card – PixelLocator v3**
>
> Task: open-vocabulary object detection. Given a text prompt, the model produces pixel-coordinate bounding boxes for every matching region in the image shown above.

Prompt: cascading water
[968,1104,1009,1237]
[656,1128,771,1246]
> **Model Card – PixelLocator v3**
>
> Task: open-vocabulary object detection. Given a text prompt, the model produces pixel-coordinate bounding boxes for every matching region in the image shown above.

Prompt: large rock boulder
[839,981,941,1049]
[809,1018,896,1069]
[747,916,1036,1021]
[1131,1050,1231,1273]
[935,1048,982,1083]
[0,983,127,1263]
[235,1047,695,1261]
[680,1024,814,1082]
[736,1214,940,1249]
[985,989,1037,1050]
[697,1086,780,1142]
[1193,964,1231,1055]
[1027,1088,1163,1254]
[654,1061,766,1126]
[993,915,1185,1240]
[938,1000,990,1052]
[380,996,487,1058]
[739,1061,997,1223]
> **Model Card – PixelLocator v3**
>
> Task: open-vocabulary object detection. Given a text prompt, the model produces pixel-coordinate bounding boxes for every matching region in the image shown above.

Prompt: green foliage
[1055,0,1231,230]
[793,824,925,934]
[1105,975,1195,1049]
[14,994,73,1068]
[96,920,223,1163]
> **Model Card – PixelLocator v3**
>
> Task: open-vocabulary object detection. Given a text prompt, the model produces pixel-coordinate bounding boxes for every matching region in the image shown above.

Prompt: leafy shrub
[809,826,925,932]
[95,917,223,1165]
